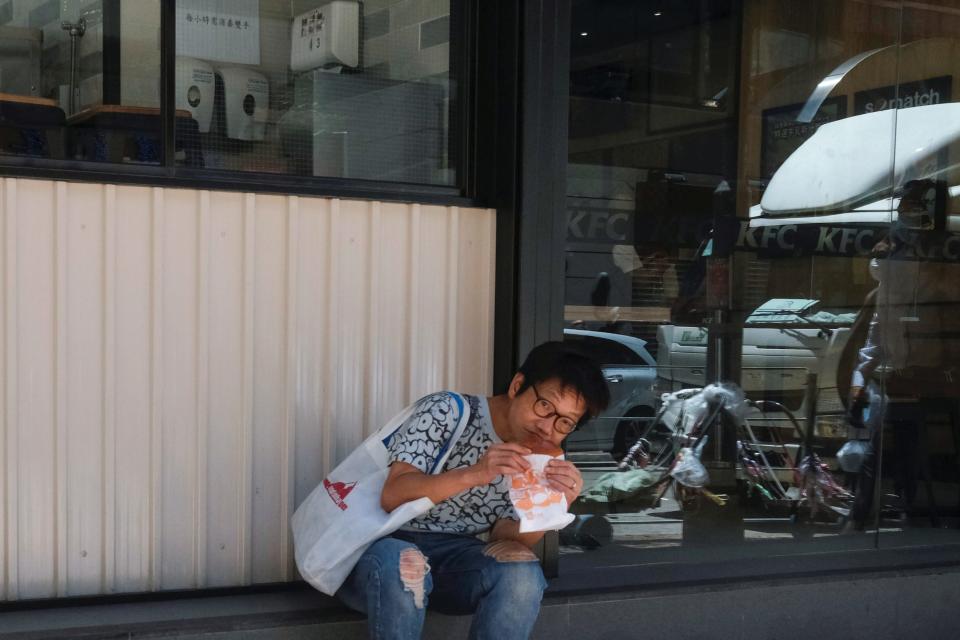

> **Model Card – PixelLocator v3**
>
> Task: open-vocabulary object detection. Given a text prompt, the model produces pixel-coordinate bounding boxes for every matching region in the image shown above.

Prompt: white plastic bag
[660,388,707,437]
[670,438,710,488]
[702,383,748,426]
[837,439,869,474]
[291,393,471,595]
[660,383,746,439]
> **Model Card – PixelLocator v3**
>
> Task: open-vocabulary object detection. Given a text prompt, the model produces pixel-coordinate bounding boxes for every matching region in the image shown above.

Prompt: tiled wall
[361,0,450,81]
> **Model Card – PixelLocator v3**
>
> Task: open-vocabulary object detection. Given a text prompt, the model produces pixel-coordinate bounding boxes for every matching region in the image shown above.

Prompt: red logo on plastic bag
[323,479,356,510]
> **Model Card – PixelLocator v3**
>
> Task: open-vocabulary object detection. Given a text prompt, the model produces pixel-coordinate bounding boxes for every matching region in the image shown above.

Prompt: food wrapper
[509,454,576,533]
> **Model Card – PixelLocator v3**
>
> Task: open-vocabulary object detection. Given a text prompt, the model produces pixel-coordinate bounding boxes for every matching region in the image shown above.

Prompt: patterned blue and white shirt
[386,392,519,535]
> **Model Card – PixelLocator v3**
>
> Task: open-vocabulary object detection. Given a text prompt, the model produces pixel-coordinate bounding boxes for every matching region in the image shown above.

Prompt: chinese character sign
[176,0,260,65]
[289,2,360,72]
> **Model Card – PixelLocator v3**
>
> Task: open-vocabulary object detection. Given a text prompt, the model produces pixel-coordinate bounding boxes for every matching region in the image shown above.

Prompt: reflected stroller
[579,384,852,519]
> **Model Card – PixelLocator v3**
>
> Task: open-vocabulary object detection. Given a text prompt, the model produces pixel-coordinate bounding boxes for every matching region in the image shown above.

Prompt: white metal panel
[12,181,57,600]
[1,178,14,601]
[291,197,330,511]
[409,204,450,399]
[149,188,165,591]
[204,190,245,588]
[63,181,106,596]
[454,208,497,395]
[239,195,256,586]
[331,200,373,460]
[113,186,154,593]
[102,185,117,595]
[445,207,461,391]
[54,182,67,598]
[250,194,289,584]
[160,188,201,590]
[0,177,496,599]
[367,202,412,431]
[282,199,300,581]
[0,177,7,602]
[195,190,211,589]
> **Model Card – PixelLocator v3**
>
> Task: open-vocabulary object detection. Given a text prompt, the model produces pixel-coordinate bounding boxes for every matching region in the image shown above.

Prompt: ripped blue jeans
[335,530,547,640]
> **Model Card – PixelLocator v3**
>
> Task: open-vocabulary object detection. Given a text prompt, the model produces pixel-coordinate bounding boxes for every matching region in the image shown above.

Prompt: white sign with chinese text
[176,0,260,65]
[290,1,360,71]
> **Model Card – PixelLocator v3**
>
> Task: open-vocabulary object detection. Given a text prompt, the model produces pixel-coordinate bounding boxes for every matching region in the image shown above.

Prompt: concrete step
[0,585,354,639]
[0,584,565,640]
[3,562,960,640]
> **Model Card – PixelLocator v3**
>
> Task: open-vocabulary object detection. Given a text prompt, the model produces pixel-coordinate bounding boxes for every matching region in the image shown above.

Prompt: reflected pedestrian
[841,180,939,532]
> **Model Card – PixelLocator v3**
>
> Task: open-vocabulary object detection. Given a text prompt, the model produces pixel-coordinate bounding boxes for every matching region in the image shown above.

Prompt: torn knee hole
[483,540,539,563]
[399,548,429,609]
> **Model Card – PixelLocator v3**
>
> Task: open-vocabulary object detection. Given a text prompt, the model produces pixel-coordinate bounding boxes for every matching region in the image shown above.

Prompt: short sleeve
[386,392,459,473]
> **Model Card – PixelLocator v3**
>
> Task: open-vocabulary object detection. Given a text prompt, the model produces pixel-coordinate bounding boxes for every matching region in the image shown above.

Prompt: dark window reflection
[560,0,960,573]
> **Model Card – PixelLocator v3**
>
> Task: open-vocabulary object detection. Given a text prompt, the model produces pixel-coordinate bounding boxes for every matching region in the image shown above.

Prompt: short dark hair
[515,341,609,425]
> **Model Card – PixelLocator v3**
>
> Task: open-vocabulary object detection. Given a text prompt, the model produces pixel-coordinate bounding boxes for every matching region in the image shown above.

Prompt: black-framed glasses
[531,384,579,434]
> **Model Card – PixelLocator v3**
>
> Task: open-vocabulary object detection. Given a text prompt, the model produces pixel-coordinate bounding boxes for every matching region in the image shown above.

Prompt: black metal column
[102,1,121,105]
[515,0,572,362]
[160,0,176,170]
[474,0,572,391]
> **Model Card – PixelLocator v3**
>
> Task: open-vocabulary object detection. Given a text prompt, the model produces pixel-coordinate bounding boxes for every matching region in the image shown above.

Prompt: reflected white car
[657,299,855,443]
[563,328,659,457]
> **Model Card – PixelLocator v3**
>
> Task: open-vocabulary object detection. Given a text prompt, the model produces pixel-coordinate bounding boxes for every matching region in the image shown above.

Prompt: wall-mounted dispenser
[175,56,215,132]
[215,67,269,141]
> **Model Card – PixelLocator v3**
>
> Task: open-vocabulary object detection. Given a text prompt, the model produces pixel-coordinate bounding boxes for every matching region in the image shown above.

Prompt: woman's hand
[544,458,583,504]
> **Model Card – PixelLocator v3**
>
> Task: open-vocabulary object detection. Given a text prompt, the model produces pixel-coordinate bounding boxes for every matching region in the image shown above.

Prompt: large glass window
[561,0,960,573]
[174,0,456,184]
[0,1,162,164]
[1,0,458,188]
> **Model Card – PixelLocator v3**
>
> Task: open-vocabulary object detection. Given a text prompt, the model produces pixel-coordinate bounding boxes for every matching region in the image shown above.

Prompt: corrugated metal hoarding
[0,178,495,599]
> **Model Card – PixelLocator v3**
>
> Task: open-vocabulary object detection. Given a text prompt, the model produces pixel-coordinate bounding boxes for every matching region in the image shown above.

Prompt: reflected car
[657,299,856,445]
[562,328,659,458]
